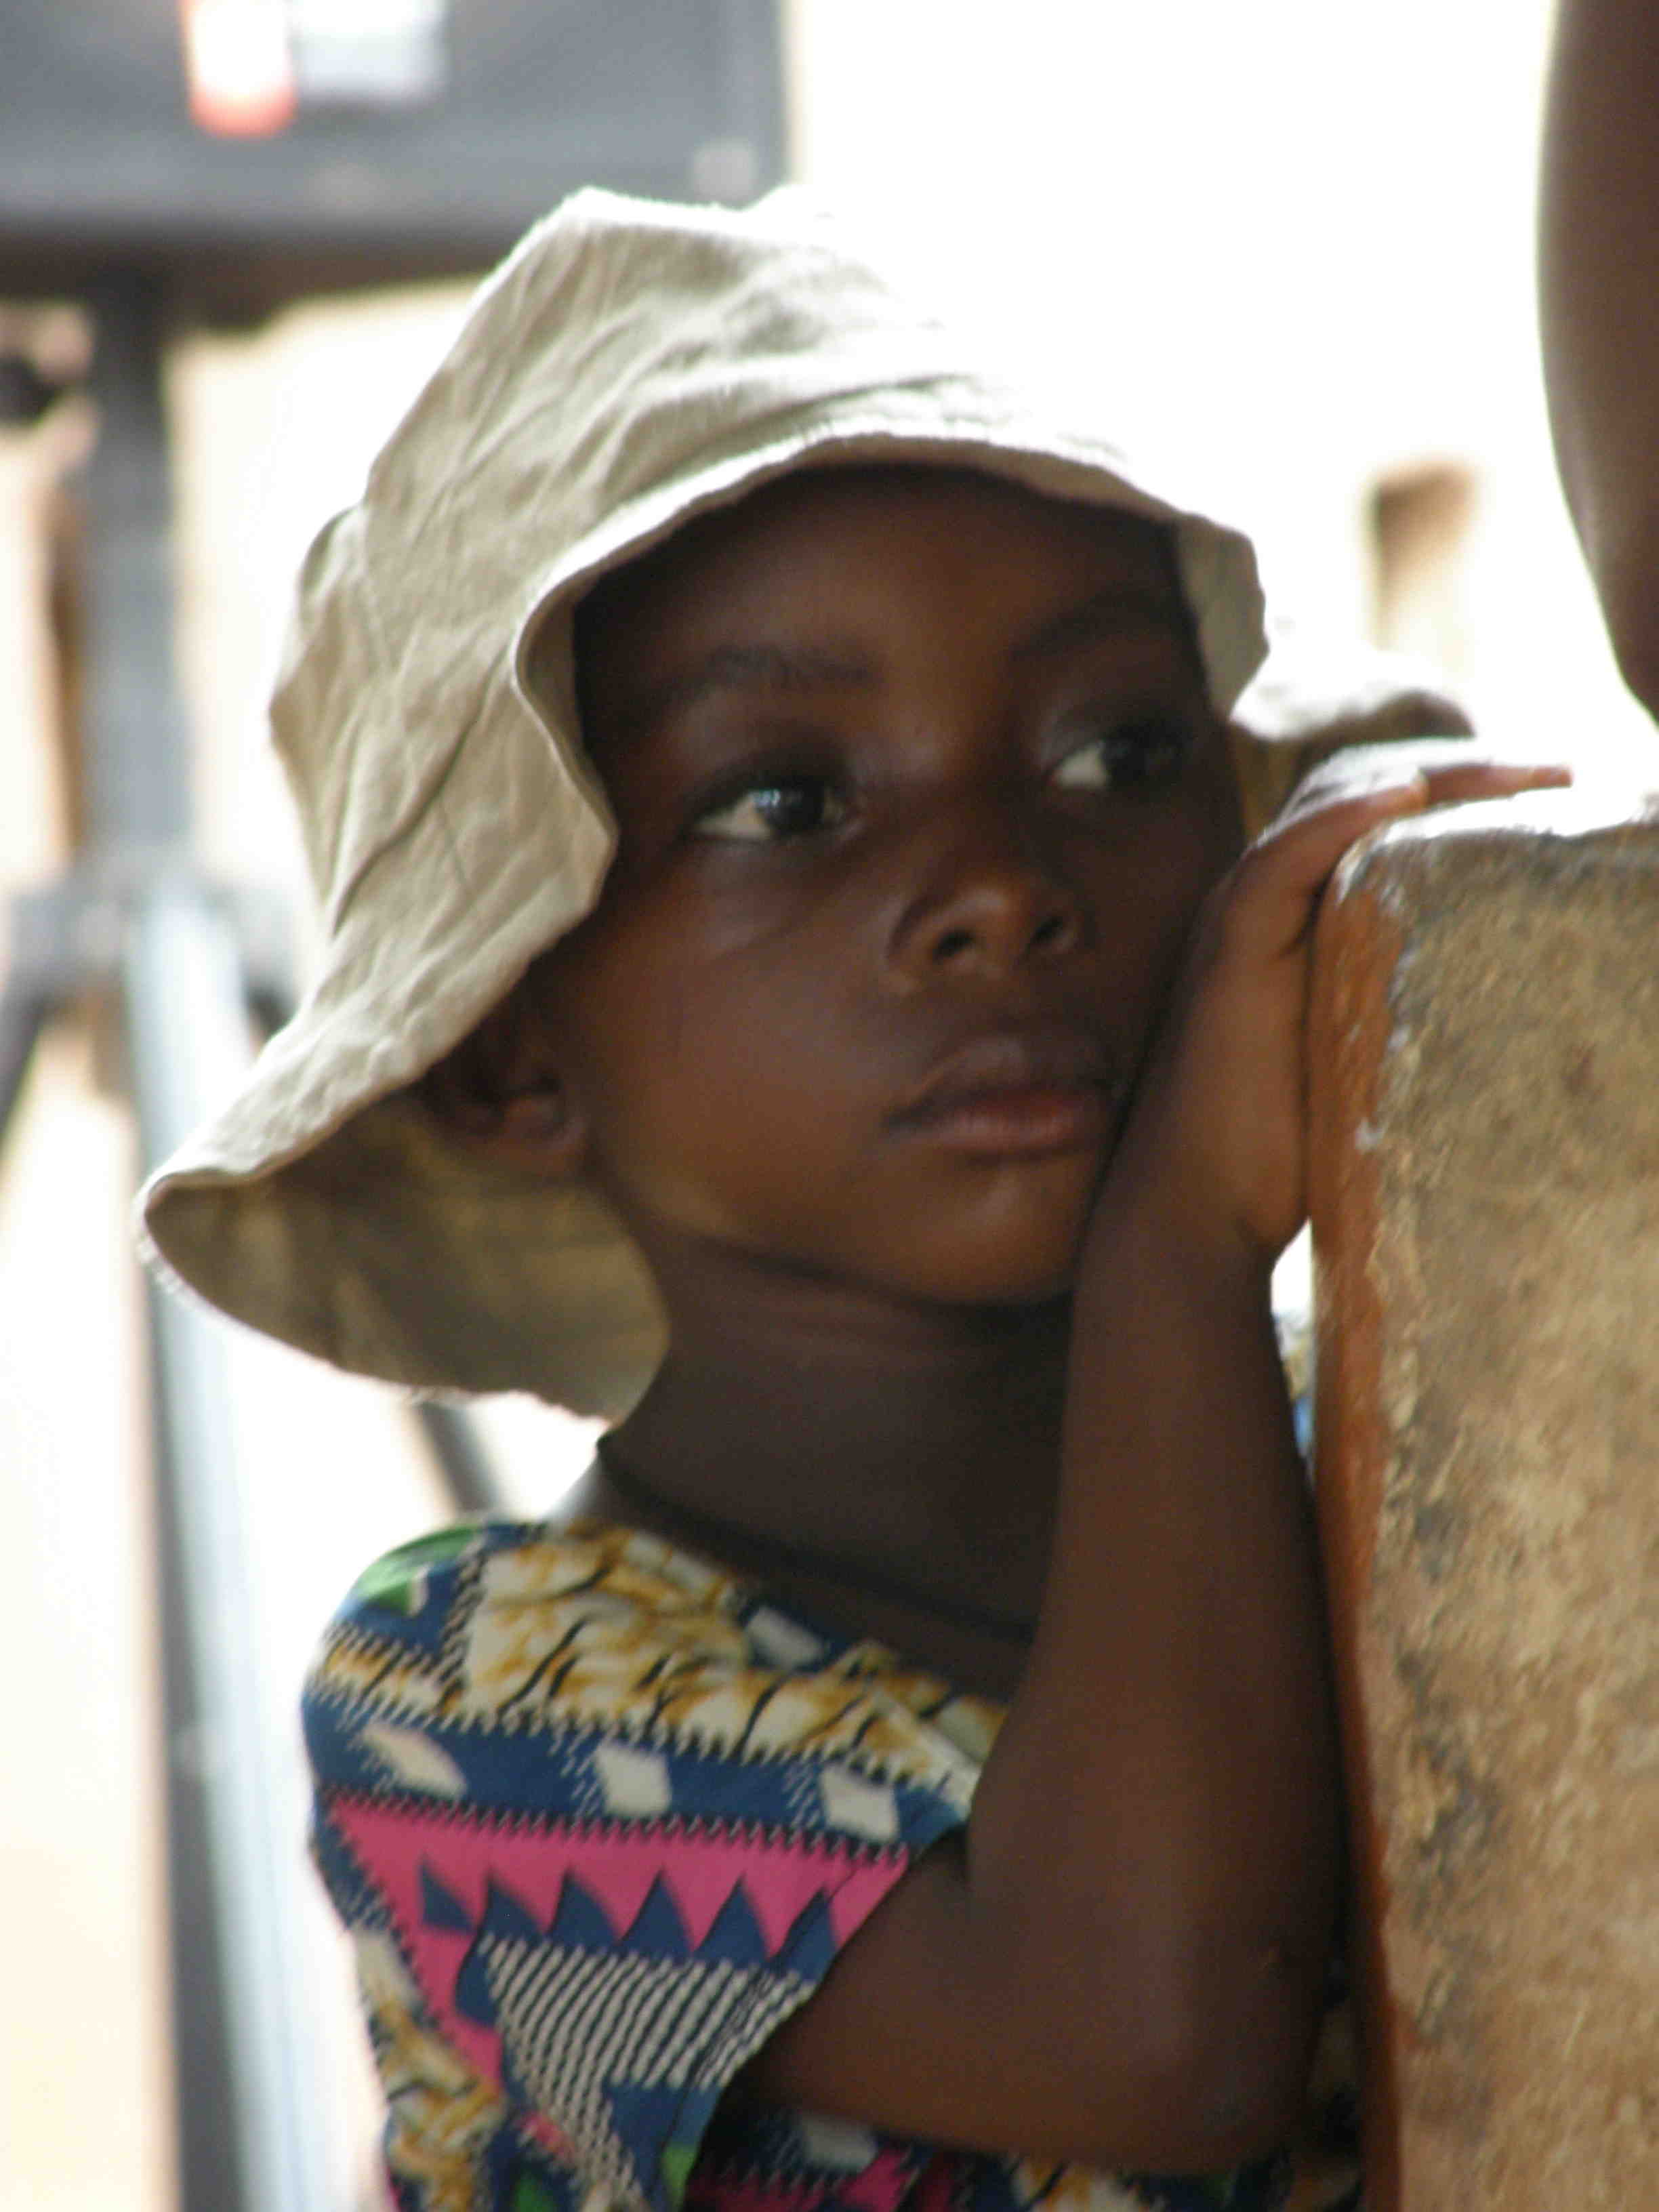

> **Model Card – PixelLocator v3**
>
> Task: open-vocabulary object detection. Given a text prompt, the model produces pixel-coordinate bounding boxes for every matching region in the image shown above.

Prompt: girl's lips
[897,1081,1110,1157]
[888,1030,1118,1156]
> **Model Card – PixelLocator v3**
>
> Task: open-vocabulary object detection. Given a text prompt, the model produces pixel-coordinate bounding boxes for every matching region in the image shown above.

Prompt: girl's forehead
[567,464,1193,714]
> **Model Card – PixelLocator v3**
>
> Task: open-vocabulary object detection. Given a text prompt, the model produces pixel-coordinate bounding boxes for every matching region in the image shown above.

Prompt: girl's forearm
[967,1193,1342,2151]
[737,1201,1340,2170]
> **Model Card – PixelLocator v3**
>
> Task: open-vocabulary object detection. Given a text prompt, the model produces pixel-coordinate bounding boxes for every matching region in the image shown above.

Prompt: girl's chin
[881,1222,1095,1313]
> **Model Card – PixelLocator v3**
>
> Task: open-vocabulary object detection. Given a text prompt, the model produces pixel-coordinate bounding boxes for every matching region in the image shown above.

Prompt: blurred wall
[785,0,1650,756]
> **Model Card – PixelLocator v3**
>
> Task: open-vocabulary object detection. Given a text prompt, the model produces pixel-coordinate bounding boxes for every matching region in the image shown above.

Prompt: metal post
[416,1398,512,1516]
[0,983,49,1146]
[77,279,338,2212]
[125,883,340,2212]
[82,276,194,856]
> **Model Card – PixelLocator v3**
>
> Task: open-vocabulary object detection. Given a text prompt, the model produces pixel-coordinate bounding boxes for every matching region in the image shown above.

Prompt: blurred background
[1,3,1651,2209]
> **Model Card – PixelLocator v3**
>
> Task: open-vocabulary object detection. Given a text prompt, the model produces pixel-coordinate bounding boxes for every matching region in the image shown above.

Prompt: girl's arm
[1539,0,1659,718]
[742,758,1565,2174]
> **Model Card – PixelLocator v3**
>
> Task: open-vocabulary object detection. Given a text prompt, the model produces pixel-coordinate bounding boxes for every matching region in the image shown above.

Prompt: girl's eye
[692,776,848,842]
[1050,715,1194,794]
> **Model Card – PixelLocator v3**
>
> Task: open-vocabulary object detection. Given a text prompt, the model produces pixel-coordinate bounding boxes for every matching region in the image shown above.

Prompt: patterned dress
[303,1517,1362,2212]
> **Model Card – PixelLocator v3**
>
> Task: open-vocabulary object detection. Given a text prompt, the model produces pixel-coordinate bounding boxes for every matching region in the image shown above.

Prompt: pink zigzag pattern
[332,1795,910,2097]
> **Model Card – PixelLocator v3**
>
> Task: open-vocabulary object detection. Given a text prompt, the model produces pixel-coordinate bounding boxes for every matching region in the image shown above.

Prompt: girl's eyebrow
[602,583,1191,748]
[619,640,876,741]
[1012,582,1193,666]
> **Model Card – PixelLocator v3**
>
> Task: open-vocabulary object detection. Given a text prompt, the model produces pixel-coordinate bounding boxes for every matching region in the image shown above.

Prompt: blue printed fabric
[303,1517,1362,2212]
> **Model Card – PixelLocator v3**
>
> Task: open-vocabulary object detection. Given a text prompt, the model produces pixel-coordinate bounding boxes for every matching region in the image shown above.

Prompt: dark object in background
[0,10,784,2207]
[0,347,63,423]
[0,0,785,321]
[1539,0,1659,720]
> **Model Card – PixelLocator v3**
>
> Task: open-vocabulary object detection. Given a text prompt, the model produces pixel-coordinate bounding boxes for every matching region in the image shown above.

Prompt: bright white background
[2,5,1652,2207]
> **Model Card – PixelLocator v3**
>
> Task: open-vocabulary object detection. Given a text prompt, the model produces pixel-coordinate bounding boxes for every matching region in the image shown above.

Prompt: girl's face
[526,466,1244,1313]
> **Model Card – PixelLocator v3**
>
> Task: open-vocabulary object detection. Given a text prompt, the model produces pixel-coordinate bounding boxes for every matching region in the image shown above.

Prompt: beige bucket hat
[138,186,1467,1416]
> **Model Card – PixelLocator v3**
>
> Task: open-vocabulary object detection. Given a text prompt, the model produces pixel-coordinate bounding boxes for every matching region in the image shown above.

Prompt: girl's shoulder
[302,1513,994,1815]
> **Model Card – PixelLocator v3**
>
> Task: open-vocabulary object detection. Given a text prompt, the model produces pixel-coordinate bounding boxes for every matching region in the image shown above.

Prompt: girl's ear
[416,983,590,1179]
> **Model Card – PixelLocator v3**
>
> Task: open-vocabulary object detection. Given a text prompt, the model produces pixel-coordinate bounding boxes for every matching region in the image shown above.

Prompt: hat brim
[138,188,1467,1416]
[140,414,1275,1415]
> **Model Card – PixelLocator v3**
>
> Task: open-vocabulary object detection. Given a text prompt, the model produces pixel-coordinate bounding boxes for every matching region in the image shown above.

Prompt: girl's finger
[1230,761,1575,964]
[1413,761,1573,806]
[1214,777,1428,960]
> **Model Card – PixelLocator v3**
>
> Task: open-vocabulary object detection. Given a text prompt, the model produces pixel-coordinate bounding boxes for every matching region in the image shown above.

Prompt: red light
[179,0,298,138]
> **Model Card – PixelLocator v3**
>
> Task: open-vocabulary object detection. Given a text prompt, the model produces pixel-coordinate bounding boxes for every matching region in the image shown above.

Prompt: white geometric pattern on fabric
[818,1763,901,1843]
[593,1742,674,1816]
[360,1721,470,1799]
[745,1607,830,1671]
[796,2116,882,2173]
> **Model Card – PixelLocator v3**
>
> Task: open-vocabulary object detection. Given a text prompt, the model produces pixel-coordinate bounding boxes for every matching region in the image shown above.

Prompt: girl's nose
[884,812,1086,985]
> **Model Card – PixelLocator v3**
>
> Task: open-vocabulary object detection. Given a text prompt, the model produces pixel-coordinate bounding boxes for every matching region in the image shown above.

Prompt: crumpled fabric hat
[138,185,1467,1416]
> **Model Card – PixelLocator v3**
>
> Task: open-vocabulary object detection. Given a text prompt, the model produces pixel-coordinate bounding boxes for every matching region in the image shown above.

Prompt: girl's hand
[1109,745,1574,1263]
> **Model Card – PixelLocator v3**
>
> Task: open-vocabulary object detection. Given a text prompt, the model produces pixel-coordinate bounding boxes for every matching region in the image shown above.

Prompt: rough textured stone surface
[1308,790,1659,2210]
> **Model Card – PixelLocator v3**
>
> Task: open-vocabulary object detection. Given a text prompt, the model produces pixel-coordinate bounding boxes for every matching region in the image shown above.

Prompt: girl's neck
[586,1263,1071,1680]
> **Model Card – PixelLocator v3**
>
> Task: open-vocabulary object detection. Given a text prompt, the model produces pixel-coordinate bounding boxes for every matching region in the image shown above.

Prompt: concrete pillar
[1308,790,1659,2209]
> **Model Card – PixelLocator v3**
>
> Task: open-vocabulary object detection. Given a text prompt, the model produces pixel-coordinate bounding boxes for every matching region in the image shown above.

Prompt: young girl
[140,188,1563,2212]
